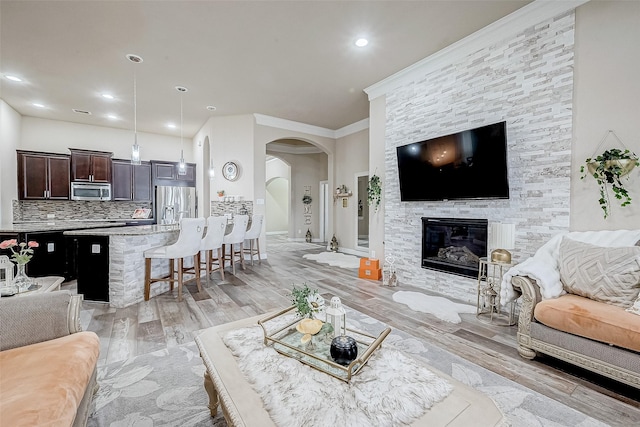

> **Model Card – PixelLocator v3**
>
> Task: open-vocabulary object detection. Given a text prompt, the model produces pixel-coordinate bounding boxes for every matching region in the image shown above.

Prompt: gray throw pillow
[559,237,640,308]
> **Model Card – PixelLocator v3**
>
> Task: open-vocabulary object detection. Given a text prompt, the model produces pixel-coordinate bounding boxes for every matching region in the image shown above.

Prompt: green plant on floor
[580,148,639,219]
[367,174,382,212]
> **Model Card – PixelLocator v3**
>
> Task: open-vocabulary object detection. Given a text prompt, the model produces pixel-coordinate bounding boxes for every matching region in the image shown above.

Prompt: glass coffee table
[1,276,64,297]
[258,306,391,383]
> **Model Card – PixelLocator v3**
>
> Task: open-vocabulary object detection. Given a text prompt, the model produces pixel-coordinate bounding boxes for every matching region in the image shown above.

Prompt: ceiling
[0,1,530,138]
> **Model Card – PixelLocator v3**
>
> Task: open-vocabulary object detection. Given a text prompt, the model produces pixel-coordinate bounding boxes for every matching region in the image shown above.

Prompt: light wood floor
[67,234,640,426]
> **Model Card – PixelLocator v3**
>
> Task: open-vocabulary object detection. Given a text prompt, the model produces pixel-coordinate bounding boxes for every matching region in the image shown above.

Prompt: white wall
[265,157,290,233]
[334,129,369,253]
[571,1,640,230]
[0,100,21,223]
[369,96,386,262]
[20,116,190,161]
[266,179,289,233]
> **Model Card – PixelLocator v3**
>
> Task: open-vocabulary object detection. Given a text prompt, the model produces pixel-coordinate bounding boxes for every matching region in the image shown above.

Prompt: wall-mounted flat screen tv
[396,121,509,201]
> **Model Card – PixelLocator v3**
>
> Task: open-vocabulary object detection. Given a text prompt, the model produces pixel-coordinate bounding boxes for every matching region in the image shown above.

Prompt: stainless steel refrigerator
[155,186,197,225]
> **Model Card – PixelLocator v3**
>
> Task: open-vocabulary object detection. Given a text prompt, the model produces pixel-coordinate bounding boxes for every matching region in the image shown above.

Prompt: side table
[476,257,515,326]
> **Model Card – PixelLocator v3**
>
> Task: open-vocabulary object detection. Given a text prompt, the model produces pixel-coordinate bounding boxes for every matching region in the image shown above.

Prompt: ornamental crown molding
[364,0,589,100]
[254,114,369,139]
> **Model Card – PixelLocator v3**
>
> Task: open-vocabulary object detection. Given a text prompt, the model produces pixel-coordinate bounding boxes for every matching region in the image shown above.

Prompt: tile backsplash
[13,200,152,221]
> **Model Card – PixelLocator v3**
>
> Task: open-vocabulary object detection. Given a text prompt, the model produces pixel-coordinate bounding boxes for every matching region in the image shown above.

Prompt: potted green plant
[367,174,382,212]
[580,148,639,218]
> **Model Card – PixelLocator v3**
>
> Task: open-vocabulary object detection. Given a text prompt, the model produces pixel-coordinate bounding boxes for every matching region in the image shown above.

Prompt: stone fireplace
[422,217,488,278]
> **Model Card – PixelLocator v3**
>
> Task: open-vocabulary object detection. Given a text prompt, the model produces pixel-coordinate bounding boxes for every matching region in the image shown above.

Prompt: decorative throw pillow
[558,237,640,308]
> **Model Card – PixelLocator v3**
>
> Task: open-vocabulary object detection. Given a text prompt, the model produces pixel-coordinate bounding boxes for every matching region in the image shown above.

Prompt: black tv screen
[396,121,509,201]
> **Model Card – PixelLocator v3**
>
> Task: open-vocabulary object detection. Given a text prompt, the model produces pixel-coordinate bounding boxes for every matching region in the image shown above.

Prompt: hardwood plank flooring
[66,234,640,426]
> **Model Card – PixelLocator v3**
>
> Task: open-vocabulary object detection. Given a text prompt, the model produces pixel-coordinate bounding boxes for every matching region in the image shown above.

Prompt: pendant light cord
[133,66,138,144]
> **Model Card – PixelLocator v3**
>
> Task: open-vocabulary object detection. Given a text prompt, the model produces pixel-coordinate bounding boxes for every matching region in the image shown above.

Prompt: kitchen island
[0,221,128,280]
[64,225,181,308]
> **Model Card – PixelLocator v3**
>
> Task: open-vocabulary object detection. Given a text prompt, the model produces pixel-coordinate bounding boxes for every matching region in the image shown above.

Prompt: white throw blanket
[501,229,640,304]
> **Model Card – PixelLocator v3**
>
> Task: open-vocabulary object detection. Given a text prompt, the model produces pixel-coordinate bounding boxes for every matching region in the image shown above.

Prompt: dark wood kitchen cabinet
[17,150,70,200]
[0,231,70,279]
[112,159,152,201]
[151,160,196,187]
[70,148,113,183]
[73,236,110,302]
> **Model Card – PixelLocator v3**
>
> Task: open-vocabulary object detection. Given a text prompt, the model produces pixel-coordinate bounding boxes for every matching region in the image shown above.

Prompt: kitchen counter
[64,224,182,308]
[64,224,178,237]
[0,221,128,233]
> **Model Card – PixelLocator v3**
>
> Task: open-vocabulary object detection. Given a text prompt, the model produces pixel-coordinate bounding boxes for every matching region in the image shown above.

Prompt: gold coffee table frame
[258,306,391,383]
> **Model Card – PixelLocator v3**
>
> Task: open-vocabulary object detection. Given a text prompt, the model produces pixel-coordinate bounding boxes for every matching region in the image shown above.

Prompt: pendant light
[126,54,143,165]
[176,86,188,175]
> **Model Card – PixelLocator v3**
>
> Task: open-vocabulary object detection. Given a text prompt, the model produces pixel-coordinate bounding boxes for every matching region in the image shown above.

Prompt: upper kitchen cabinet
[151,160,196,187]
[17,150,70,200]
[112,159,152,201]
[69,148,113,183]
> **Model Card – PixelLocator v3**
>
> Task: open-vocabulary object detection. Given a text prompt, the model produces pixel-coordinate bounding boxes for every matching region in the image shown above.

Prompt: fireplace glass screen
[422,217,488,278]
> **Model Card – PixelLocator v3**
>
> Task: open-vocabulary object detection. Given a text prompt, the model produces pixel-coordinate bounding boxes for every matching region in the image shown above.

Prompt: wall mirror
[355,172,369,251]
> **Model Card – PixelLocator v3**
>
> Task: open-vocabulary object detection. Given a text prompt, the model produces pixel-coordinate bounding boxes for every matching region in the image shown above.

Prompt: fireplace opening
[422,217,488,278]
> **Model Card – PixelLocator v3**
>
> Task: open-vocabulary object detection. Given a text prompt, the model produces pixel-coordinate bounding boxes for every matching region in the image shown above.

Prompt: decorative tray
[258,306,391,383]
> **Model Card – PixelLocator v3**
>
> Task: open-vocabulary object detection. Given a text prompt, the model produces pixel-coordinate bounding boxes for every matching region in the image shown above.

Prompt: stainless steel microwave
[71,182,111,201]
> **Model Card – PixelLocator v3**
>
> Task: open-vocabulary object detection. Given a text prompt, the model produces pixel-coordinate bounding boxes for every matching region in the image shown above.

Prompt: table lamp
[488,222,515,264]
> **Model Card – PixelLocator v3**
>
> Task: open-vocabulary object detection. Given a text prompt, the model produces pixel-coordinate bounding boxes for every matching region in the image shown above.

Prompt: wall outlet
[46,213,55,219]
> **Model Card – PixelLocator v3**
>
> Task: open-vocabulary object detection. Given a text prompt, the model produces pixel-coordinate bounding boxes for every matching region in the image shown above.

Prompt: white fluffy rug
[393,291,476,324]
[222,322,452,427]
[303,251,361,269]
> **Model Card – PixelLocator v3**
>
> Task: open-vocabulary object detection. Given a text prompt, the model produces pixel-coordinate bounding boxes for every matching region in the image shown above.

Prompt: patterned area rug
[88,308,609,427]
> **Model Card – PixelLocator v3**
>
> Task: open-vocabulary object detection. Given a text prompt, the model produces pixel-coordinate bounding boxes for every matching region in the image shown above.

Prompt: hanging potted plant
[367,174,382,212]
[302,194,312,204]
[580,148,639,218]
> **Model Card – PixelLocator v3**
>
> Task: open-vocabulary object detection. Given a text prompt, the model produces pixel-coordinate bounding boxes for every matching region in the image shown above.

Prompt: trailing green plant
[580,148,639,219]
[367,174,382,212]
[290,284,324,318]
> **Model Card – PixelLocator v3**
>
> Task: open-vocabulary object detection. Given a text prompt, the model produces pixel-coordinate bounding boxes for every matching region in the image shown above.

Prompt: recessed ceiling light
[32,103,45,108]
[107,114,118,120]
[126,54,144,64]
[206,105,216,111]
[355,38,369,47]
[101,93,114,100]
[167,123,177,129]
[5,75,23,82]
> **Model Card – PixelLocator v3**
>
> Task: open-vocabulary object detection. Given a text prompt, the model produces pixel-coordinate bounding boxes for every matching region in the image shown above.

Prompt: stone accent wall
[13,200,152,221]
[109,230,179,308]
[384,13,574,303]
[210,201,254,218]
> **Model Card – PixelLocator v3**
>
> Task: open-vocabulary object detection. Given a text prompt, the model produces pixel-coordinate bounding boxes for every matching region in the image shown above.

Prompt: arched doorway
[265,139,328,242]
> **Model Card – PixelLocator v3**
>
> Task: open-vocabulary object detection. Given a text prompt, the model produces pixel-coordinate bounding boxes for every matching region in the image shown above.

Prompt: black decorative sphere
[330,335,358,366]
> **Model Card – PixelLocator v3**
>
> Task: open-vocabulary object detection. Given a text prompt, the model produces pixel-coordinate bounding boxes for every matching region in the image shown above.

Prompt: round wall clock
[222,161,239,181]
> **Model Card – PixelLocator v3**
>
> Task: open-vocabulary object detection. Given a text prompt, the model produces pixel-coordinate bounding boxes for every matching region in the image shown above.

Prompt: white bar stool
[243,214,264,265]
[144,217,205,302]
[197,216,227,282]
[222,215,249,275]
